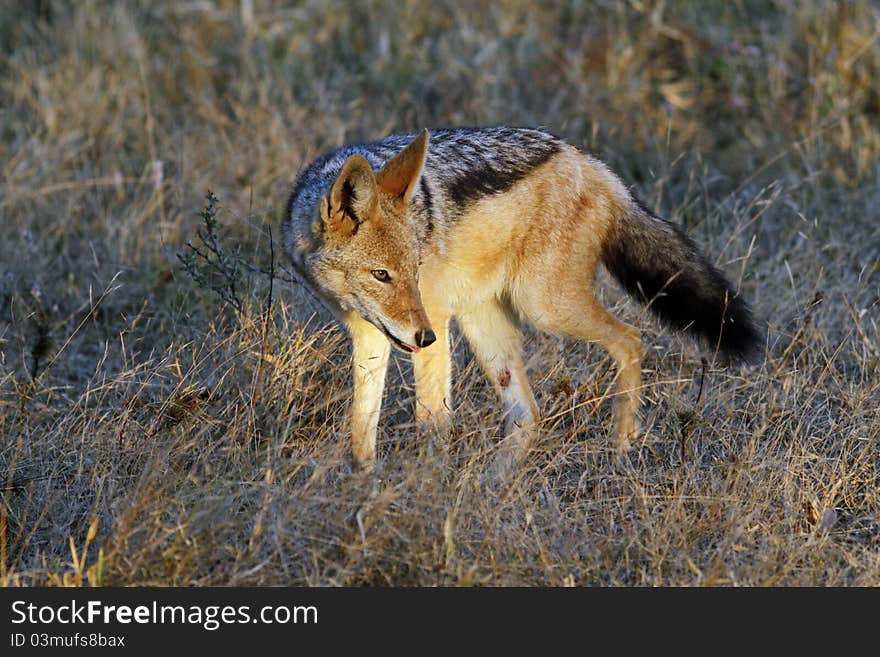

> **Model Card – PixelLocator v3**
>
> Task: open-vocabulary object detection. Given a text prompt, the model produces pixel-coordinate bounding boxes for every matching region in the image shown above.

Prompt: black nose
[415,329,436,348]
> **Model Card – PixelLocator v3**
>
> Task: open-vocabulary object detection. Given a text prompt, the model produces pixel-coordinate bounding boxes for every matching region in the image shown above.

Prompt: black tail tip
[714,297,763,364]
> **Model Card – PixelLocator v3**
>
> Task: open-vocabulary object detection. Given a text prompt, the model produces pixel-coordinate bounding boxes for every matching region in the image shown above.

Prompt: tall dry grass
[0,1,878,586]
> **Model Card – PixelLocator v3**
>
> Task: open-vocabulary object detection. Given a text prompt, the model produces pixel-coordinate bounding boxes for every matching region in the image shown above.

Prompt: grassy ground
[1,1,878,586]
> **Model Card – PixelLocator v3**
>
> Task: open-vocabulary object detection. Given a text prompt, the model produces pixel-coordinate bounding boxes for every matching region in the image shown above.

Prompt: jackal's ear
[324,154,378,237]
[376,128,428,206]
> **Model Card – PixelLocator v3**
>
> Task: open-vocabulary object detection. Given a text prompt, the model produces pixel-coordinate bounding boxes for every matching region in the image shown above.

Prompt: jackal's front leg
[347,315,391,471]
[412,316,451,433]
[457,301,540,471]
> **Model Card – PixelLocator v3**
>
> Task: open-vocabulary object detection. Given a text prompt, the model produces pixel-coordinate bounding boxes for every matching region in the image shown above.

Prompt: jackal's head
[310,130,435,353]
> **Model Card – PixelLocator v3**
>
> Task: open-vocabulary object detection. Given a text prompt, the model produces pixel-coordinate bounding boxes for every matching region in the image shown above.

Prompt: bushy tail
[601,201,760,361]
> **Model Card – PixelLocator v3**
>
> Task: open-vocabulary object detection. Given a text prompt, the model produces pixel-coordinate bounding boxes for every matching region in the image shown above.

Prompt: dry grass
[1,0,878,586]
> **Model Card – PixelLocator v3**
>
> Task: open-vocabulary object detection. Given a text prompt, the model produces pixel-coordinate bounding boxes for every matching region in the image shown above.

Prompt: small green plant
[178,191,307,318]
[178,191,245,314]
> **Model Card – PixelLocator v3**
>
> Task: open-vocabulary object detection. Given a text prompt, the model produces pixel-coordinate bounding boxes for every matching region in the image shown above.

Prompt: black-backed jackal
[283,127,758,471]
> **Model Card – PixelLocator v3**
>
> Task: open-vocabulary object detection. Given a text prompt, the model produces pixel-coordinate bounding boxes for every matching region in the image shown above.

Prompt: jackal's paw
[351,454,378,474]
[417,414,452,437]
[614,416,641,452]
[482,430,531,486]
[416,415,452,458]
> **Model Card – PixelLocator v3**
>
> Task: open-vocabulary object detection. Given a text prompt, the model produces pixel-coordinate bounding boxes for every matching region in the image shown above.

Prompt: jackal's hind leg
[527,294,641,451]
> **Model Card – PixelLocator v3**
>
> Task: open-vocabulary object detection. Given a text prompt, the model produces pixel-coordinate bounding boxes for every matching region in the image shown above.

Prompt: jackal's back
[285,127,565,245]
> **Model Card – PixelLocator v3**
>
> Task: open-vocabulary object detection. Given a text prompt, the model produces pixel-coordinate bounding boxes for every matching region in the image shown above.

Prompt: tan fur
[414,145,641,459]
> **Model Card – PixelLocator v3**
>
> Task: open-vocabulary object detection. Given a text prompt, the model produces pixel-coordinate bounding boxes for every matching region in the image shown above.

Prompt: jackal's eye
[371,269,390,283]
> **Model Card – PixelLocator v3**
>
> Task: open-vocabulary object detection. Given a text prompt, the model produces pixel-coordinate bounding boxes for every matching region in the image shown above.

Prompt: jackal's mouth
[378,321,421,354]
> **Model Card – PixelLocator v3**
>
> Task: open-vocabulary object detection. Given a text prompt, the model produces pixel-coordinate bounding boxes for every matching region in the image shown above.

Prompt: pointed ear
[376,128,429,206]
[324,154,378,237]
